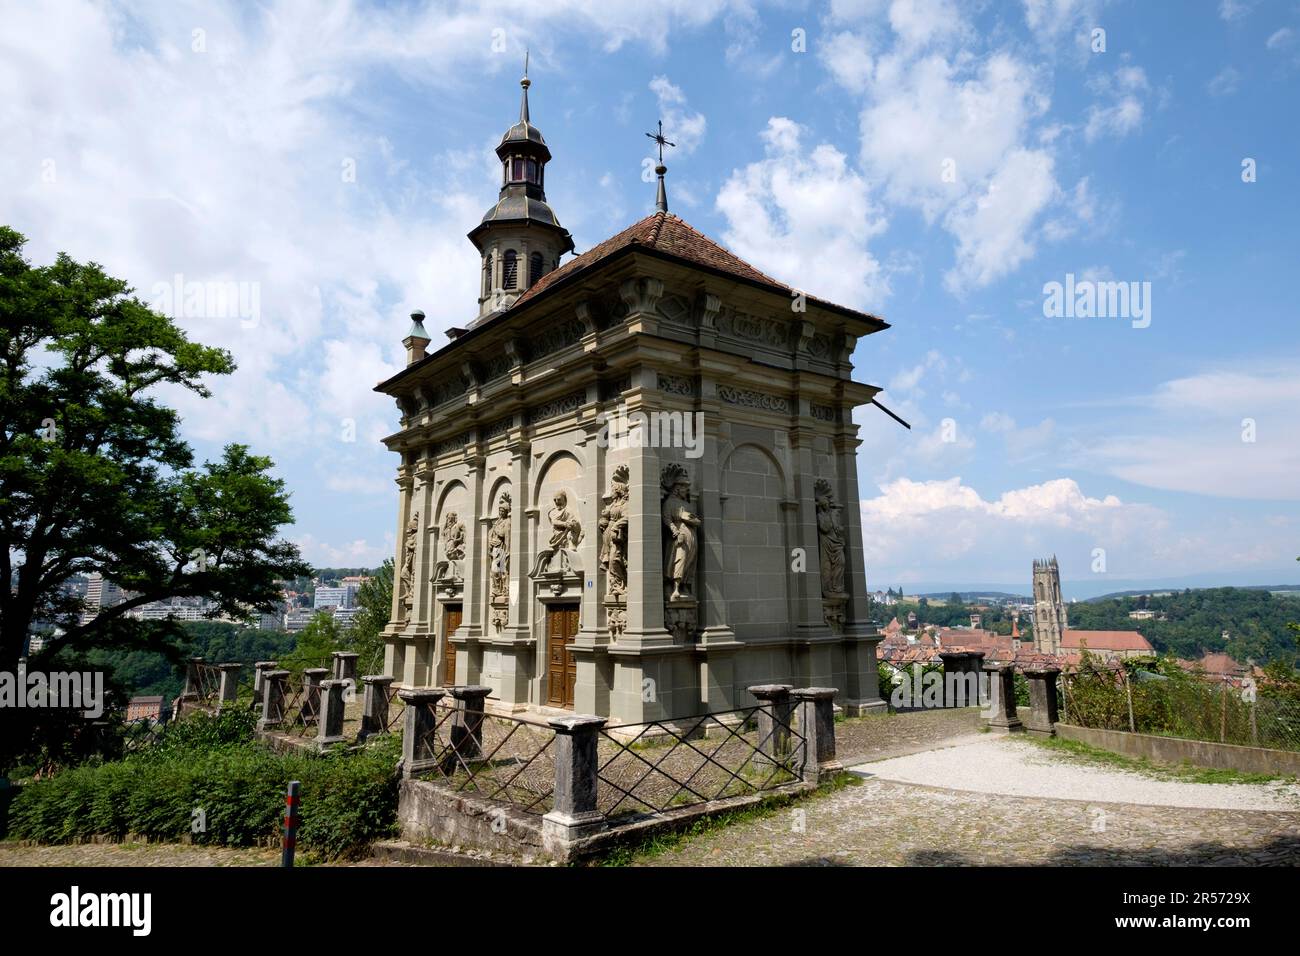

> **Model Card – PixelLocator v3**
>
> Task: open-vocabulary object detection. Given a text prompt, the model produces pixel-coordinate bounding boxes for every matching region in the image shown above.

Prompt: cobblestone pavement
[835,708,984,763]
[0,842,281,867]
[643,736,1300,867]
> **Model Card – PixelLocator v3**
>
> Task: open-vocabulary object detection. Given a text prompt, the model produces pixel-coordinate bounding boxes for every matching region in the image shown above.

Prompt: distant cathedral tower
[1031,556,1067,654]
[468,64,574,320]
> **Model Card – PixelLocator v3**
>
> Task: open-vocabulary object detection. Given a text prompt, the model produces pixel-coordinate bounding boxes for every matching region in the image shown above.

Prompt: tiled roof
[1196,652,1248,676]
[1061,629,1154,652]
[510,211,883,323]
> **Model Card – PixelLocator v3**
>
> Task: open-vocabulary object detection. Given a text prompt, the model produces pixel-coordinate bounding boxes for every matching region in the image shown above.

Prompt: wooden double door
[546,603,579,709]
[441,604,461,686]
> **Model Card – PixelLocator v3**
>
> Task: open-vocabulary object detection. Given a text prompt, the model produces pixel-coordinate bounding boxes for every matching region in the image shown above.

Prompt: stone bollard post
[1022,667,1061,737]
[316,679,348,750]
[216,663,243,710]
[359,675,395,741]
[542,714,607,860]
[253,661,278,701]
[332,651,359,684]
[398,688,446,778]
[747,684,794,767]
[792,688,842,784]
[981,662,1024,733]
[938,651,986,708]
[258,670,290,731]
[449,685,492,761]
[302,668,330,725]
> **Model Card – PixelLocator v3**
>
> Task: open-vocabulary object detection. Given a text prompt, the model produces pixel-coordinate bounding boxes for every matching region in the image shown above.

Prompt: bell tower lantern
[467,64,574,320]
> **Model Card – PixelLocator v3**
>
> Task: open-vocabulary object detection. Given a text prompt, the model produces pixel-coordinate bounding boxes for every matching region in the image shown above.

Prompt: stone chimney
[403,310,431,366]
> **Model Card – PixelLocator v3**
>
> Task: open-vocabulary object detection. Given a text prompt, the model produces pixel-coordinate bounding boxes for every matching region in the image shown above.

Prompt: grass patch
[1030,735,1294,785]
[592,771,862,866]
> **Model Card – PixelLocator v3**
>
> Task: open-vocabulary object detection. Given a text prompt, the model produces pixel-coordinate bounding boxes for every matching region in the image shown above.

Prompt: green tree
[345,560,392,676]
[284,613,342,671]
[0,227,308,682]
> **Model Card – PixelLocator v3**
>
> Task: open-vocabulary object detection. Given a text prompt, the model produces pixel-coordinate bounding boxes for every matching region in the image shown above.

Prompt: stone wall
[1056,723,1300,777]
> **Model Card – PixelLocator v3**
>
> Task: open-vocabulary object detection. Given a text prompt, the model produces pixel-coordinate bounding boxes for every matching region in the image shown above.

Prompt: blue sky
[3,0,1298,597]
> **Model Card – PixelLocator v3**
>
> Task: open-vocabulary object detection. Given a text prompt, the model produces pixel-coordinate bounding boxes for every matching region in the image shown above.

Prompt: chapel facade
[375,72,891,726]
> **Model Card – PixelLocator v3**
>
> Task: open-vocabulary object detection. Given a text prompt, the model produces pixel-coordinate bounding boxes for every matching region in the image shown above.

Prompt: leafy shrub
[149,708,258,756]
[8,735,401,860]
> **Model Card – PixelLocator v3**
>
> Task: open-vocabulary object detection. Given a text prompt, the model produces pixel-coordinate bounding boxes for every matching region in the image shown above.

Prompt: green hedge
[8,715,400,860]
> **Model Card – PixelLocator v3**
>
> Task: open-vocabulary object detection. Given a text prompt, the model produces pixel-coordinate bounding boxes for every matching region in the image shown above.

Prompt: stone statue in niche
[443,512,466,561]
[599,465,630,599]
[531,489,584,577]
[433,511,466,585]
[400,510,419,607]
[814,478,847,597]
[487,493,511,601]
[661,464,700,602]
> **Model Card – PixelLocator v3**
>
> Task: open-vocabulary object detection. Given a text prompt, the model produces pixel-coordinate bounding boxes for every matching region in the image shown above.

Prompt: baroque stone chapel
[375,70,895,726]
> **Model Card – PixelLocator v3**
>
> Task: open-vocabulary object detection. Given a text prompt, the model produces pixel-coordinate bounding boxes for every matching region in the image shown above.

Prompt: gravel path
[857,736,1300,811]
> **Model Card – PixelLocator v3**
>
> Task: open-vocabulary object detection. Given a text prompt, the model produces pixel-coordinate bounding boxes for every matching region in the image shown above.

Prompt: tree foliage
[1069,587,1299,667]
[0,226,309,768]
[0,226,309,674]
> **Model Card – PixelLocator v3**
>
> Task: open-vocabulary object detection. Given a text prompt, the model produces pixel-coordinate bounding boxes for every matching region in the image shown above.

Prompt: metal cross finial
[645,120,676,164]
[524,49,529,77]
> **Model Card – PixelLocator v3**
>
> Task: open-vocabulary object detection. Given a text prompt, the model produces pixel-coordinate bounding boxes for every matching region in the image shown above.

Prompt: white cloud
[1042,176,1099,241]
[1207,66,1241,97]
[887,0,965,50]
[856,45,1060,291]
[1022,0,1103,39]
[1218,0,1255,21]
[861,52,1050,221]
[1266,27,1296,51]
[292,532,392,567]
[980,413,1056,460]
[821,31,875,90]
[649,75,707,155]
[943,147,1057,292]
[859,476,1168,578]
[716,117,889,309]
[1084,65,1149,142]
[1072,364,1300,501]
[889,349,951,396]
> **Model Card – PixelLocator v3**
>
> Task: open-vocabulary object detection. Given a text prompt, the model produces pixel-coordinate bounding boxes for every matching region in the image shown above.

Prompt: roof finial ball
[403,309,431,366]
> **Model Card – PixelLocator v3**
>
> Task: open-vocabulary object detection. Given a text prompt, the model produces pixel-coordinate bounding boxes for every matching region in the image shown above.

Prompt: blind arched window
[529,252,544,287]
[502,250,518,289]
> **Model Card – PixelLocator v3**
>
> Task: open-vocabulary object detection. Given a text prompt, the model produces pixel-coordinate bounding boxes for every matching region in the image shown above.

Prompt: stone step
[367,839,539,867]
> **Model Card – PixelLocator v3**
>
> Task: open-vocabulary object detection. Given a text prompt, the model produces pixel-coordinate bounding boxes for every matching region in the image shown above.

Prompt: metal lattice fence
[404,699,808,820]
[596,706,805,819]
[119,717,170,754]
[412,700,557,812]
